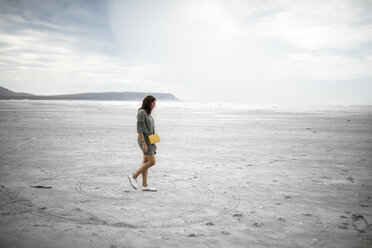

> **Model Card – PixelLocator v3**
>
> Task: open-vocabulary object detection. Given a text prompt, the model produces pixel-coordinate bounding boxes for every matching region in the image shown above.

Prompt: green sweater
[137,109,156,155]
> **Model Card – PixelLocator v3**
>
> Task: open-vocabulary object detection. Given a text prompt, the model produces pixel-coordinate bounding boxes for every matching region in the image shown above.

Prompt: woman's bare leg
[142,168,148,187]
[142,155,149,187]
[132,154,155,180]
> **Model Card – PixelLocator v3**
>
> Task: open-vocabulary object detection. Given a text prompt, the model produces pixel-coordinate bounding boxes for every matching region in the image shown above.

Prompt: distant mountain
[0,86,34,97]
[0,86,180,101]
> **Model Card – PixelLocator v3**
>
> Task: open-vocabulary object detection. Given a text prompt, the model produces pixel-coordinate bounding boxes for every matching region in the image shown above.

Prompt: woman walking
[128,95,158,192]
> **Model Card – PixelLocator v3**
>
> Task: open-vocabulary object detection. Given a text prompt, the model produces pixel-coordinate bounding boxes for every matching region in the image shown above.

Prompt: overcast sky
[0,0,371,104]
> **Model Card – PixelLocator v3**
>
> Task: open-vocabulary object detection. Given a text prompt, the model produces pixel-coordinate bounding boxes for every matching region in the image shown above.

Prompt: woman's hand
[142,142,148,153]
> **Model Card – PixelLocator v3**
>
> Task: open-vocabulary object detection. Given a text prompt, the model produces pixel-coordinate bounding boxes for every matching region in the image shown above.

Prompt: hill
[0,86,34,97]
[0,86,180,101]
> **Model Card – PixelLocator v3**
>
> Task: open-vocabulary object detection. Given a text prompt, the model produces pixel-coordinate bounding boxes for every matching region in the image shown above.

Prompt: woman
[128,95,158,192]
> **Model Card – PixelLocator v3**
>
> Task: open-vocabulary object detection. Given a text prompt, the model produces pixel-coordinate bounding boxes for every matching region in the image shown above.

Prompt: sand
[0,100,371,248]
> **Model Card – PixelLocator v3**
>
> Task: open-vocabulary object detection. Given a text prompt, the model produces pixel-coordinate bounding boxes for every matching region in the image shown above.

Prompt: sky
[0,0,371,104]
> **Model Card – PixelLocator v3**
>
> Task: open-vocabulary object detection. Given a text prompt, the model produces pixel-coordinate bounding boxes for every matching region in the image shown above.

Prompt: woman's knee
[143,156,148,164]
[149,159,156,167]
[146,155,156,167]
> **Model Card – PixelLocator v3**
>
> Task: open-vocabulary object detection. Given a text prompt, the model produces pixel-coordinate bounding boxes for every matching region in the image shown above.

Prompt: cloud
[249,0,372,51]
[270,52,372,80]
[0,0,371,103]
[245,0,372,81]
[108,0,372,88]
[0,29,165,94]
[0,0,170,94]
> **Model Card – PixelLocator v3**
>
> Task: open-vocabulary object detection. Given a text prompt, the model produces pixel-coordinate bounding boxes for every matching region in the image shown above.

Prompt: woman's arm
[138,132,148,153]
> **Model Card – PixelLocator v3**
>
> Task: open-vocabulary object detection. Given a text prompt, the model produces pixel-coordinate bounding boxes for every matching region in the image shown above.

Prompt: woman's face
[151,100,156,110]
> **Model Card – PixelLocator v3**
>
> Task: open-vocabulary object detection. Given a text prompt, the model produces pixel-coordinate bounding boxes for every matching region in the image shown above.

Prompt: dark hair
[139,95,156,115]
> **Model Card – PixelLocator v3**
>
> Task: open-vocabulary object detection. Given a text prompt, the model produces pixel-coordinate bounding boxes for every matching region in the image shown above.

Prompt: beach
[0,100,371,248]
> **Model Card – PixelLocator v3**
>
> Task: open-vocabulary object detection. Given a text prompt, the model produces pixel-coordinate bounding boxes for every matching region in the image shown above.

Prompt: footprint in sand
[346,176,354,183]
[233,213,243,218]
[253,222,264,227]
[188,233,205,237]
[352,214,368,233]
[278,217,286,222]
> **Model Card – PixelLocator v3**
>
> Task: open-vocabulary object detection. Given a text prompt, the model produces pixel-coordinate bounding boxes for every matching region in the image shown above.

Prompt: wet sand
[0,100,371,248]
